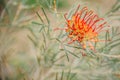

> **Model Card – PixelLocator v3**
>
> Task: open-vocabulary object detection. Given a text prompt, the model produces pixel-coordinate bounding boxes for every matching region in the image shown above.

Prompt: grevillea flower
[64,4,109,50]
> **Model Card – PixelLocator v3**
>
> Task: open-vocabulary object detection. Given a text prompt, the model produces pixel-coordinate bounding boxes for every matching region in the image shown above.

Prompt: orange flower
[64,4,109,50]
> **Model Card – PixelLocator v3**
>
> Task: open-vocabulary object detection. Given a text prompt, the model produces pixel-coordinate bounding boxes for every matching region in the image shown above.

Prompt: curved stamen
[88,15,98,27]
[92,18,104,31]
[84,10,93,22]
[64,13,68,20]
[96,22,107,32]
[77,7,88,20]
[74,4,80,15]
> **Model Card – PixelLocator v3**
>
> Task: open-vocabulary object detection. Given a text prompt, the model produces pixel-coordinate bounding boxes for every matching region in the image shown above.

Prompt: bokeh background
[0,0,120,80]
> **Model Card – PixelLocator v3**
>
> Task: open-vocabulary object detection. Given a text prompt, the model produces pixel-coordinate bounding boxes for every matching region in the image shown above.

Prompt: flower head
[64,4,108,45]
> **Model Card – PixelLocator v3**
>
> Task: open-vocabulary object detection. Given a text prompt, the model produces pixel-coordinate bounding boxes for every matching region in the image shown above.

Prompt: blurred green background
[0,0,120,80]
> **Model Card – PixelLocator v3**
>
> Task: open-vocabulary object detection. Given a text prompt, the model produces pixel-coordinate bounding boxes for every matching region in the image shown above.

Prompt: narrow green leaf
[61,70,64,80]
[65,51,69,62]
[50,0,53,7]
[105,31,109,46]
[110,42,120,50]
[66,49,80,58]
[39,25,45,32]
[58,31,63,38]
[70,74,76,80]
[54,55,65,63]
[27,35,37,47]
[111,27,120,38]
[37,56,41,65]
[63,45,69,61]
[51,50,61,62]
[112,27,114,37]
[55,72,58,80]
[65,44,83,50]
[42,32,46,48]
[60,33,68,38]
[94,41,97,49]
[41,7,50,25]
[115,27,119,33]
[32,21,43,25]
[45,0,50,8]
[56,38,62,43]
[107,38,120,46]
[47,25,50,37]
[111,5,120,13]
[36,12,44,23]
[106,0,120,15]
[67,69,71,80]
[28,27,37,39]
